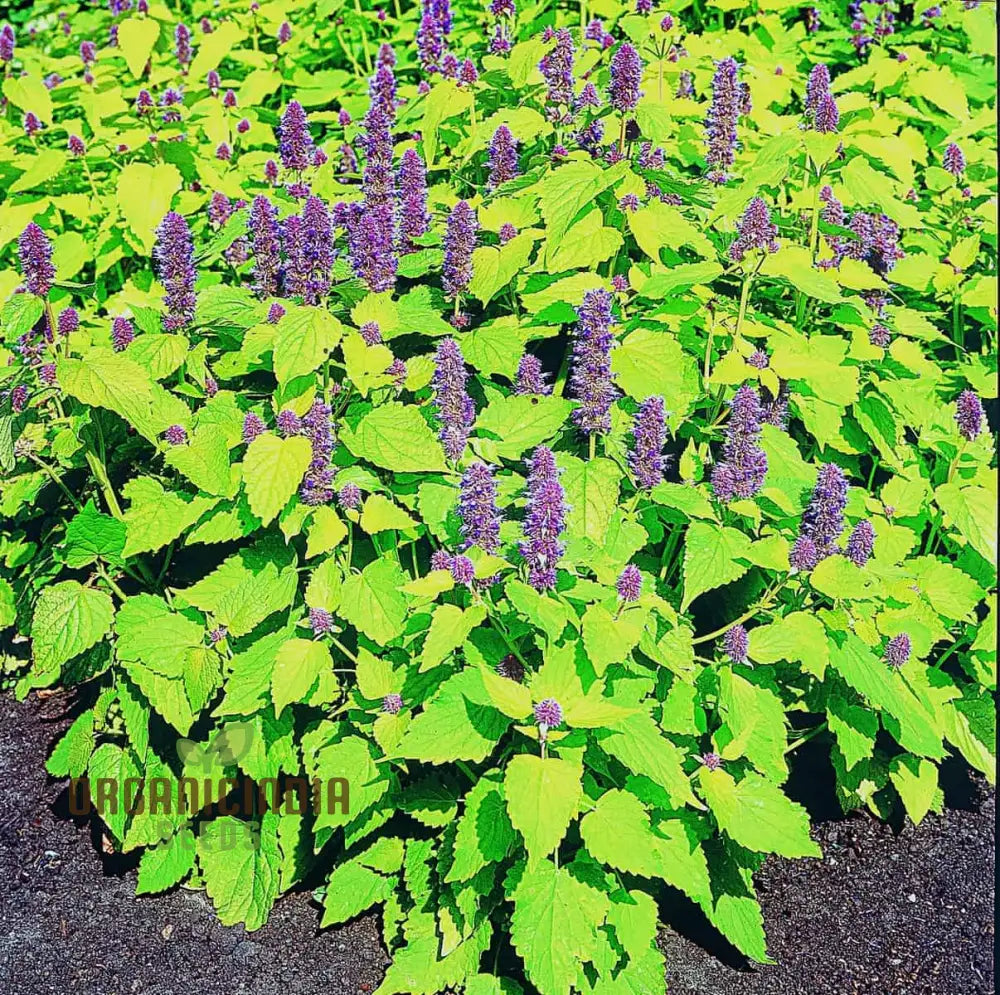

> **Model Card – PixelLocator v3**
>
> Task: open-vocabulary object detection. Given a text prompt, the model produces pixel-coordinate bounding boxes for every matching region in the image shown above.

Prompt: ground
[0,692,993,995]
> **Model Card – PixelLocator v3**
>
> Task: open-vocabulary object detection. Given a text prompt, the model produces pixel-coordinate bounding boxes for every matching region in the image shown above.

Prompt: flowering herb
[2,8,995,995]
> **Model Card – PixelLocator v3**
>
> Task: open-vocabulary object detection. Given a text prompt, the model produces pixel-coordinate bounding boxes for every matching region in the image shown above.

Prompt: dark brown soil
[0,692,994,995]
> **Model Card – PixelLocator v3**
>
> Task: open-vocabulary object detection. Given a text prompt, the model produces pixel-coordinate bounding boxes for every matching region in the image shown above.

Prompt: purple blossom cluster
[515,354,550,395]
[705,57,744,183]
[629,396,667,490]
[711,386,768,502]
[299,400,336,505]
[729,197,779,262]
[458,462,502,553]
[432,339,475,461]
[283,196,334,305]
[519,446,566,591]
[790,463,848,569]
[488,125,519,189]
[442,201,477,299]
[154,212,197,331]
[539,29,575,121]
[570,289,618,436]
[18,223,55,297]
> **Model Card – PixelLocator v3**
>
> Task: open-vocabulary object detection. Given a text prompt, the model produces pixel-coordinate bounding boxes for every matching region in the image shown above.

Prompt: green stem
[28,454,82,511]
[785,722,827,755]
[330,635,359,665]
[97,565,128,601]
[692,582,785,644]
[588,434,596,461]
[355,0,373,74]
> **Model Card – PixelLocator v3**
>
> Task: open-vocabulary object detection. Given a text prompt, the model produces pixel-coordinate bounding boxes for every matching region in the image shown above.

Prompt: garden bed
[1,691,992,995]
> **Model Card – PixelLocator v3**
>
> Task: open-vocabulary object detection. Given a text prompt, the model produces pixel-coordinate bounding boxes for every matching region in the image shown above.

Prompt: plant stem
[692,582,785,644]
[28,454,82,511]
[785,721,827,755]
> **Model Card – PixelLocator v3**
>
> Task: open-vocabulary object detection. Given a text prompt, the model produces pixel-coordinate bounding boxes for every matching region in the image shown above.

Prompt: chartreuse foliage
[0,1,996,994]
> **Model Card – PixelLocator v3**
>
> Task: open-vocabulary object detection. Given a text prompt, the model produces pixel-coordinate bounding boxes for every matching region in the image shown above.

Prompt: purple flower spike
[338,482,362,510]
[443,201,478,299]
[57,307,79,337]
[284,196,334,305]
[10,385,28,413]
[242,411,265,444]
[705,57,743,183]
[111,316,134,352]
[488,125,519,190]
[430,549,454,572]
[154,212,196,331]
[397,148,429,247]
[174,23,191,68]
[676,70,694,99]
[279,101,314,173]
[432,338,475,461]
[884,633,911,669]
[723,624,749,664]
[515,354,550,396]
[68,134,86,156]
[711,385,768,502]
[534,697,563,729]
[277,21,292,44]
[845,519,875,567]
[609,43,643,114]
[701,752,722,770]
[520,446,566,592]
[799,463,848,559]
[789,535,820,572]
[248,195,280,299]
[267,302,286,324]
[570,289,618,436]
[276,409,302,436]
[814,93,839,133]
[349,210,397,292]
[629,395,667,490]
[729,197,779,262]
[450,554,476,586]
[805,64,831,114]
[617,564,642,603]
[18,223,55,297]
[299,400,336,506]
[164,424,188,446]
[539,28,575,121]
[0,24,14,64]
[360,321,382,346]
[499,223,518,244]
[416,12,444,73]
[382,693,403,715]
[748,350,769,369]
[459,462,502,553]
[309,607,334,635]
[943,143,966,178]
[955,389,984,441]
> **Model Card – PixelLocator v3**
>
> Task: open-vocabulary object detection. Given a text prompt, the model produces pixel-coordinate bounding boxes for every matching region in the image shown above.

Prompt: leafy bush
[1,1,996,993]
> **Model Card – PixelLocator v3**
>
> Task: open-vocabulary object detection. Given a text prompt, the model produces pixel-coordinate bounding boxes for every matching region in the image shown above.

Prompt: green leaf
[57,351,190,444]
[164,424,234,497]
[558,454,622,546]
[62,499,127,568]
[635,261,724,299]
[2,73,53,124]
[539,159,628,262]
[311,736,389,831]
[339,556,410,644]
[445,774,516,883]
[31,581,114,683]
[271,637,334,717]
[889,755,939,825]
[750,612,829,676]
[504,754,581,865]
[199,812,281,930]
[699,768,821,858]
[273,307,342,385]
[117,16,161,79]
[136,830,197,894]
[115,594,204,676]
[715,670,788,782]
[934,481,997,564]
[359,493,419,534]
[128,334,188,381]
[421,603,486,671]
[88,742,140,841]
[611,328,700,423]
[681,523,752,610]
[116,163,183,253]
[469,232,536,304]
[121,477,216,558]
[46,710,96,778]
[510,858,609,995]
[320,860,395,927]
[396,670,509,764]
[242,433,312,525]
[476,395,575,459]
[342,402,448,472]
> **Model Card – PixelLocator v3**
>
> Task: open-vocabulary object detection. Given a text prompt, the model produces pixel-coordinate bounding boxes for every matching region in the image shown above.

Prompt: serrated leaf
[242,433,312,525]
[681,523,752,610]
[339,556,410,645]
[504,754,581,865]
[271,637,334,717]
[31,581,114,683]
